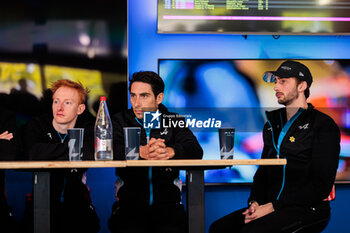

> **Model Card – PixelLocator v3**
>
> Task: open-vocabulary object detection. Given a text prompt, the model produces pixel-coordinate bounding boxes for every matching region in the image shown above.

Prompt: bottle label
[96,138,107,151]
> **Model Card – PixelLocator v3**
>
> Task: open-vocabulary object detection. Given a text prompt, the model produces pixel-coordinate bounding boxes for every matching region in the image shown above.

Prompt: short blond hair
[51,79,89,104]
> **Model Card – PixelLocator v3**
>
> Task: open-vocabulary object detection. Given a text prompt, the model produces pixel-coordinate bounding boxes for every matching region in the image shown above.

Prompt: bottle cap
[100,96,107,101]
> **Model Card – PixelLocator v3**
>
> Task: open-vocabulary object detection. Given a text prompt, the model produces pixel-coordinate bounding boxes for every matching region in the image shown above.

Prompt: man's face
[52,86,85,125]
[130,82,163,119]
[273,77,299,106]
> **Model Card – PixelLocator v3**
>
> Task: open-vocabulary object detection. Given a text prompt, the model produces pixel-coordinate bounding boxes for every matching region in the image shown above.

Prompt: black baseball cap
[263,60,313,87]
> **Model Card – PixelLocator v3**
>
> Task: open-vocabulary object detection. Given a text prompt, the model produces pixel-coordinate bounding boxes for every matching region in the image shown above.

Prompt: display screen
[158,0,350,34]
[158,59,350,183]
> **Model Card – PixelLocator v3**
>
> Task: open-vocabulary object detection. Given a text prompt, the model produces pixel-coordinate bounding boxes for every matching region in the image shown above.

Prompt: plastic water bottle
[94,96,113,160]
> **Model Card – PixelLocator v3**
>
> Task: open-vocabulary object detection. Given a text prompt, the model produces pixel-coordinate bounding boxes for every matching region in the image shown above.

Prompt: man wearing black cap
[209,60,340,233]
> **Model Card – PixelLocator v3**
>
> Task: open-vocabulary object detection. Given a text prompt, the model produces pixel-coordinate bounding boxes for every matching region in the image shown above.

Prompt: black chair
[292,216,330,233]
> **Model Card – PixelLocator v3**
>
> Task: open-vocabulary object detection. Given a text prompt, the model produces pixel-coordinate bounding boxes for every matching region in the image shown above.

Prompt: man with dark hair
[109,71,203,233]
[129,71,165,99]
[23,80,99,233]
[210,60,340,233]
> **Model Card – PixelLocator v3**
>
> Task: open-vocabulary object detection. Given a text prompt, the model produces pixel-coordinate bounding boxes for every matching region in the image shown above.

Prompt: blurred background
[0,0,128,125]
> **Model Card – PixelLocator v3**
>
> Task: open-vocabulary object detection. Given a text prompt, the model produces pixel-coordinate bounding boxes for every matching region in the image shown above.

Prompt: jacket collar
[265,103,314,124]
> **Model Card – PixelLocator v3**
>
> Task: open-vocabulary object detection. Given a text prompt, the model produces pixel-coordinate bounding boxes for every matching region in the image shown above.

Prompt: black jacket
[0,108,17,161]
[249,104,340,210]
[23,114,94,203]
[0,108,17,227]
[23,114,99,233]
[24,114,94,161]
[112,104,203,206]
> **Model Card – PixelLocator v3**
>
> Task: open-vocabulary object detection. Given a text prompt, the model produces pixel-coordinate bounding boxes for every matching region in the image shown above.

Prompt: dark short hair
[129,71,165,97]
[296,78,310,99]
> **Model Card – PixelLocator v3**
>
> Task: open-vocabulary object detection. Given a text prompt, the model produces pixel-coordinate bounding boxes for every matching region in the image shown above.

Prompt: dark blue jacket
[249,104,340,210]
[112,104,203,207]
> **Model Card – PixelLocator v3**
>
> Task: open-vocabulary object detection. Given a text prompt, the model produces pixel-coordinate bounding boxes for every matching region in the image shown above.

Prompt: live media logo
[143,110,161,129]
[143,110,222,129]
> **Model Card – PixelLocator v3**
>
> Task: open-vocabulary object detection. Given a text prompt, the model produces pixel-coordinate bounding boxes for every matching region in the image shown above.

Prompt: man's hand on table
[140,138,175,160]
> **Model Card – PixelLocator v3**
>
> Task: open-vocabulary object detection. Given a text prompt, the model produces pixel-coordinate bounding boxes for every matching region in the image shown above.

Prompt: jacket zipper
[265,109,304,200]
[135,117,153,205]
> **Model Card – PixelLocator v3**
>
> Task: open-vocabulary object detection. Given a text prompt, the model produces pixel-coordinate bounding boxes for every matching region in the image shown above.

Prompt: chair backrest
[323,185,335,201]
